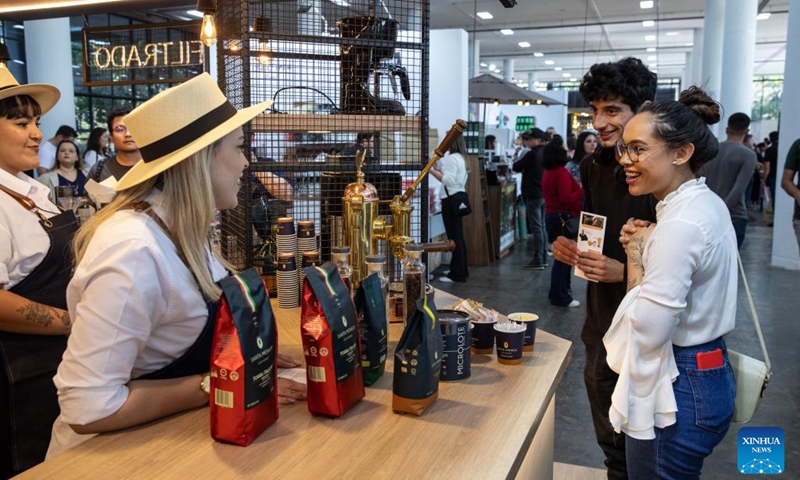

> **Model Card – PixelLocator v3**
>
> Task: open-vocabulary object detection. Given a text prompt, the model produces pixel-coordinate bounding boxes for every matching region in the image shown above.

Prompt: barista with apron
[0,70,72,479]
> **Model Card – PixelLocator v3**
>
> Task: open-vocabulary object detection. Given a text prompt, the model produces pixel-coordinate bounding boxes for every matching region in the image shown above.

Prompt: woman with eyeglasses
[606,86,736,479]
[86,109,142,184]
[0,69,74,478]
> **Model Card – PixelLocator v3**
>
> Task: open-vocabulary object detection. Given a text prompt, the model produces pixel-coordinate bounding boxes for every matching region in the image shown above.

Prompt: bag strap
[737,252,771,374]
[0,182,56,227]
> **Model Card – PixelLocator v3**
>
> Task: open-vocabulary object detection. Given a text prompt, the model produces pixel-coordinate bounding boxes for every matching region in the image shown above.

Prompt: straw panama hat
[115,72,273,191]
[0,65,60,115]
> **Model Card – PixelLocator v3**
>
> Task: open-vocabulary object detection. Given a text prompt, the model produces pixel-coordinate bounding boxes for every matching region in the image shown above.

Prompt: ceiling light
[330,0,350,5]
[489,63,497,71]
[648,55,657,61]
[554,67,562,71]
[477,11,493,19]
[500,29,514,35]
[534,52,544,57]
[666,31,680,36]
[757,12,771,20]
[186,9,203,17]
[518,41,531,48]
[562,73,570,77]
[685,42,694,46]
[645,35,656,41]
[642,20,654,27]
[570,78,577,81]
[640,1,654,8]
[13,24,24,29]
[480,62,487,67]
[647,47,656,52]
[517,100,524,106]
[544,60,554,65]
[649,63,657,67]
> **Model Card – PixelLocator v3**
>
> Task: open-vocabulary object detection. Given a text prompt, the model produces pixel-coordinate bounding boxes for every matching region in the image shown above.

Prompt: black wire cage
[215,0,430,291]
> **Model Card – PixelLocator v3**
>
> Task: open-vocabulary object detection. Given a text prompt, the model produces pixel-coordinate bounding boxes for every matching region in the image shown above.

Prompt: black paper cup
[277,217,295,236]
[508,312,539,352]
[438,310,471,381]
[297,220,315,238]
[277,253,297,272]
[494,322,526,365]
[470,319,497,354]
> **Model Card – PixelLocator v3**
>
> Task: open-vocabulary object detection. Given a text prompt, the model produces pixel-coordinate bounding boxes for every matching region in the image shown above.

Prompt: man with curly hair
[552,57,658,479]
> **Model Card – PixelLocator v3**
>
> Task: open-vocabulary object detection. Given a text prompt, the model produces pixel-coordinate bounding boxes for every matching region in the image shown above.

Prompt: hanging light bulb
[197,0,217,47]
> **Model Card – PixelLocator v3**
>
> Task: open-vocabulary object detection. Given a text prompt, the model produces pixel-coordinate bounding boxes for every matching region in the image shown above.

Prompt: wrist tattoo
[16,302,53,327]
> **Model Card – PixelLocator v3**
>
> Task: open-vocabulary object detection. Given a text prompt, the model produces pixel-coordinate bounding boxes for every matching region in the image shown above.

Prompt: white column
[23,18,75,138]
[528,72,537,91]
[682,52,692,91]
[690,27,704,87]
[719,0,757,129]
[470,39,481,78]
[771,0,800,269]
[701,0,724,98]
[503,59,514,83]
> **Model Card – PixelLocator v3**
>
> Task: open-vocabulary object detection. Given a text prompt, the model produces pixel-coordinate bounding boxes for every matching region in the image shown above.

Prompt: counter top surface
[18,290,571,480]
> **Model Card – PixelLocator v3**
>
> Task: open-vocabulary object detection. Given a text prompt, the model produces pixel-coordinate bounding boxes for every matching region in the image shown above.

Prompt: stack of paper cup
[277,252,299,309]
[300,250,321,295]
[296,220,316,290]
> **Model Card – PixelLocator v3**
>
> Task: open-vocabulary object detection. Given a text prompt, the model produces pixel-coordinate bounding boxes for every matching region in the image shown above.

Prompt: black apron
[0,206,77,478]
[137,299,219,381]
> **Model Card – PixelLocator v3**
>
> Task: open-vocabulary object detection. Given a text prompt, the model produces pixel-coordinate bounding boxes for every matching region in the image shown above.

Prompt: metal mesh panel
[217,0,429,289]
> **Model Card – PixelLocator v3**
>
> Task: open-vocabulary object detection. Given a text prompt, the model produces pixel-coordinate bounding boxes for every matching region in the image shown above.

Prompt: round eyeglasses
[615,140,664,163]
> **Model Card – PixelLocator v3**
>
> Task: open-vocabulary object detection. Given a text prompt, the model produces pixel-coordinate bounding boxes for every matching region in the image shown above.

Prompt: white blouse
[49,191,227,456]
[438,152,468,198]
[0,169,60,289]
[604,178,737,440]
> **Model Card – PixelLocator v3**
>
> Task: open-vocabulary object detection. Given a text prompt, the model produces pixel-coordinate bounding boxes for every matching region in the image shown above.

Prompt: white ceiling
[429,0,790,86]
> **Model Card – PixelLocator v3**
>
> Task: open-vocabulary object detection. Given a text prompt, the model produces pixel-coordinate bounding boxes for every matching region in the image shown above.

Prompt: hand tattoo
[16,302,53,327]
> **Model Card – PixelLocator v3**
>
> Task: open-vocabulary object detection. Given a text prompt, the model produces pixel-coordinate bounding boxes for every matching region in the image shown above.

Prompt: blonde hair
[74,143,231,300]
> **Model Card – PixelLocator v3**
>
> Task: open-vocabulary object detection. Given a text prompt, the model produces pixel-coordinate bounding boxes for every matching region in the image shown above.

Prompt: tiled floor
[432,210,798,479]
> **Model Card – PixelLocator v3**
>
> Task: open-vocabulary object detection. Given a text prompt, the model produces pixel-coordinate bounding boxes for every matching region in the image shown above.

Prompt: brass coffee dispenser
[342,119,467,288]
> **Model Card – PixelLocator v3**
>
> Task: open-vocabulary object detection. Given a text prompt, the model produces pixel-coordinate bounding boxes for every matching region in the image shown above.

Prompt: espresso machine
[336,16,410,115]
[342,120,467,288]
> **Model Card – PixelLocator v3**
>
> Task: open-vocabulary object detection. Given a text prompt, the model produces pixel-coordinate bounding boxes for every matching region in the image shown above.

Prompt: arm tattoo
[59,310,72,328]
[15,302,54,327]
[628,236,645,273]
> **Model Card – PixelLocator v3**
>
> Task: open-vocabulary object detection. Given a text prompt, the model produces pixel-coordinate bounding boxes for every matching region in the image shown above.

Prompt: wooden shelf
[252,114,421,133]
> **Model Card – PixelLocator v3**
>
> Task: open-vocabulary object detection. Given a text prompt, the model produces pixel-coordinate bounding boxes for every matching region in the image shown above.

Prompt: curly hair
[579,57,657,112]
[638,86,720,173]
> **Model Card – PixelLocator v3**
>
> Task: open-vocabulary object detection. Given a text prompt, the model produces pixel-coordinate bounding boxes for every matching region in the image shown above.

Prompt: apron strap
[0,183,57,227]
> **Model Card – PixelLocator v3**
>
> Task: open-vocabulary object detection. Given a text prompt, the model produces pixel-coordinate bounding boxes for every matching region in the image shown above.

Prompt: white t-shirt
[438,152,468,198]
[38,141,57,170]
[83,150,105,171]
[0,169,60,289]
[48,191,227,456]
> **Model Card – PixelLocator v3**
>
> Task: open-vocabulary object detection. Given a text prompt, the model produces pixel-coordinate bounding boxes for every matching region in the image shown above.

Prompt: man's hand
[277,378,307,405]
[576,251,624,283]
[552,236,579,266]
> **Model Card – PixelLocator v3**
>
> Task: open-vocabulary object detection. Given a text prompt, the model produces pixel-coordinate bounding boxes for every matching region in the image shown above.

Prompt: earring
[672,160,679,165]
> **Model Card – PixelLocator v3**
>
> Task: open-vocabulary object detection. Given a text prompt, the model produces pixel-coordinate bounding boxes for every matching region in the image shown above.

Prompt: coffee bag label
[356,274,388,386]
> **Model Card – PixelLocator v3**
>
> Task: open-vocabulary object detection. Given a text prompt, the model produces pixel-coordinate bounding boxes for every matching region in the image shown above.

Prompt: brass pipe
[399,119,467,203]
[421,239,455,253]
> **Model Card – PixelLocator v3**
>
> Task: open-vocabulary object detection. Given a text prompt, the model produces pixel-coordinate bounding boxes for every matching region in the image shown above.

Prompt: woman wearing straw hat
[0,66,72,477]
[48,73,307,456]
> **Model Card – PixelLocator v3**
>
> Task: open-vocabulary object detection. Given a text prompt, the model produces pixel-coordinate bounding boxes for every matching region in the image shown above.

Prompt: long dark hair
[637,86,720,173]
[543,135,568,170]
[85,127,108,158]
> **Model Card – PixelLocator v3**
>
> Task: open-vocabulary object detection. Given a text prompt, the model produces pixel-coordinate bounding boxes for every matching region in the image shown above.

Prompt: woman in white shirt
[0,68,72,478]
[430,135,469,282]
[49,73,306,456]
[82,127,108,171]
[608,86,736,479]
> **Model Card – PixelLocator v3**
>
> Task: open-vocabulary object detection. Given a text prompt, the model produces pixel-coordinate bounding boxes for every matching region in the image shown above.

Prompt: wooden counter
[18,291,571,480]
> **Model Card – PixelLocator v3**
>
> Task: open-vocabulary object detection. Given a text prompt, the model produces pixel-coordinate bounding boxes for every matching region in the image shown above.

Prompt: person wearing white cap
[0,65,71,478]
[48,73,307,457]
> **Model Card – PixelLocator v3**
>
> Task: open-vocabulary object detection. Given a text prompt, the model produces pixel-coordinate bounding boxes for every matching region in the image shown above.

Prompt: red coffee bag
[301,263,364,417]
[210,268,278,446]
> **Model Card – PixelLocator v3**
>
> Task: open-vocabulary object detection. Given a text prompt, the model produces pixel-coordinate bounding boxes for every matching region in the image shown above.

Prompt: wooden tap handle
[422,240,455,253]
[434,119,468,158]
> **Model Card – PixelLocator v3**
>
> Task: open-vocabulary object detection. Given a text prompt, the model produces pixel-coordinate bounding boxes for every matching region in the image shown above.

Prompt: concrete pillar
[503,59,514,83]
[771,0,800,269]
[23,18,75,138]
[690,27,704,87]
[701,0,724,97]
[682,52,692,92]
[528,72,537,91]
[469,39,480,78]
[719,0,757,130]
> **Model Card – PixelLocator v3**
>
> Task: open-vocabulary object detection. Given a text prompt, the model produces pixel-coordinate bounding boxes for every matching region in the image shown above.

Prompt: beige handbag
[728,254,772,424]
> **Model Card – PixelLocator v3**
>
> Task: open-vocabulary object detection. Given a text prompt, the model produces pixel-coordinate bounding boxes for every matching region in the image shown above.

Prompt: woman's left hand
[621,220,655,258]
[277,353,301,368]
[619,217,653,249]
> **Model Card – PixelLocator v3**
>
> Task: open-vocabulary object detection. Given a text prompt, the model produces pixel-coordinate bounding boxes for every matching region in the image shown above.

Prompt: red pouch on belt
[301,263,364,417]
[210,268,278,446]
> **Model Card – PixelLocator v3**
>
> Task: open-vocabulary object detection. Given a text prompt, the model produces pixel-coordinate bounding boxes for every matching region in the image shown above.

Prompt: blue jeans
[546,212,574,305]
[525,197,546,265]
[625,338,735,480]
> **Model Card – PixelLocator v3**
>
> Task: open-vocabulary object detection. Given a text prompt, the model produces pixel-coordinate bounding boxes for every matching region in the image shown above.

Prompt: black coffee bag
[355,274,388,386]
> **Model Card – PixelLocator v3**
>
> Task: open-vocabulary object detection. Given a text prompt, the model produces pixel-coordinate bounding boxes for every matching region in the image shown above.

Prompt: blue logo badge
[738,427,784,474]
